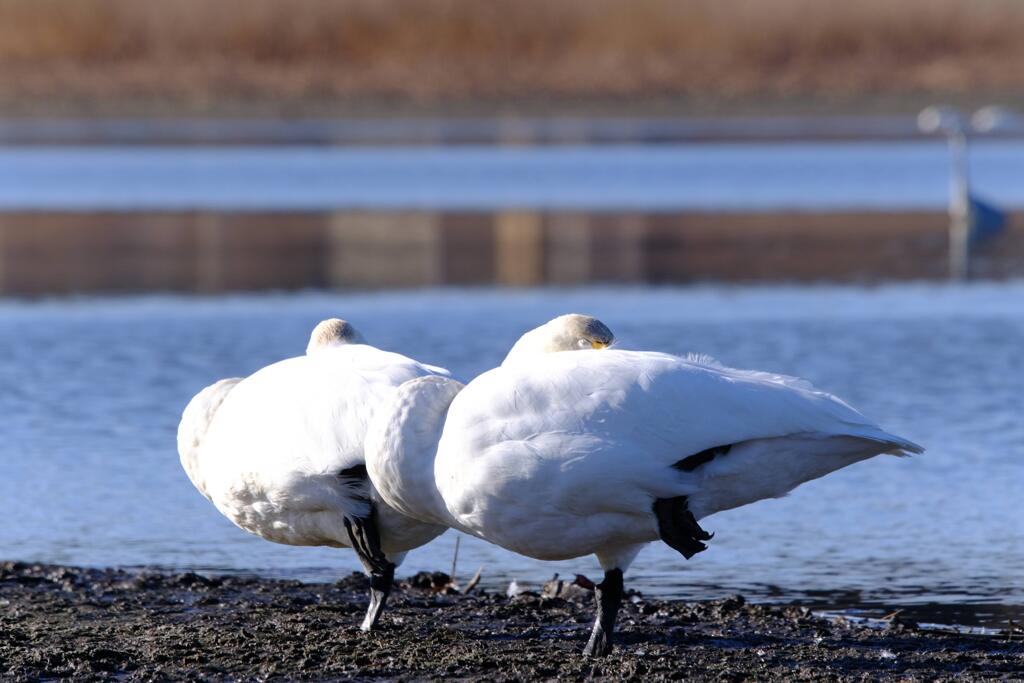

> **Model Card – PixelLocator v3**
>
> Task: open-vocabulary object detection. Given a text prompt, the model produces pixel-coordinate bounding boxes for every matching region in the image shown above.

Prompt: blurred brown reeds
[1,0,1023,112]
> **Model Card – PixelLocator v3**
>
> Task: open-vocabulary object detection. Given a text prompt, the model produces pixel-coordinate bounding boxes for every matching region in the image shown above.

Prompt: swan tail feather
[177,377,243,498]
[847,427,924,457]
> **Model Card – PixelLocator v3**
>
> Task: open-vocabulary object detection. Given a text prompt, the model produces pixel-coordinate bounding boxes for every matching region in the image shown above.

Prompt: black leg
[360,562,395,632]
[582,568,624,657]
[343,503,395,632]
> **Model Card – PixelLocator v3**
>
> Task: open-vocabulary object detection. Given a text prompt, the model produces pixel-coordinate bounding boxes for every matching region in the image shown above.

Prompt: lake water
[2,284,1022,627]
[1,141,1023,211]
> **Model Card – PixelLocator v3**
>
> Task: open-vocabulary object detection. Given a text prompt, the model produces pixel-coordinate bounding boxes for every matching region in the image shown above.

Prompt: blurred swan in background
[365,314,923,656]
[177,318,450,631]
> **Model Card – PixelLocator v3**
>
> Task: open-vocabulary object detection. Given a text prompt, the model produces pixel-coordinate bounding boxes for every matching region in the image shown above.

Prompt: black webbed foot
[653,495,713,559]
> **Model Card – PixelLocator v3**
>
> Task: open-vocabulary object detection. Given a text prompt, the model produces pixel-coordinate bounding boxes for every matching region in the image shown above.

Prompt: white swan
[365,314,923,656]
[177,318,450,630]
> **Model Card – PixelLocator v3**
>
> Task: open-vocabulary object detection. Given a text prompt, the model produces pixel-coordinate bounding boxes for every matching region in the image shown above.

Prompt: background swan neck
[366,377,462,528]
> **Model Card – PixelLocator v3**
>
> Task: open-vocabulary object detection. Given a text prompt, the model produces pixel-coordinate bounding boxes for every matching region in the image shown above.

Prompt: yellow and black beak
[590,340,610,350]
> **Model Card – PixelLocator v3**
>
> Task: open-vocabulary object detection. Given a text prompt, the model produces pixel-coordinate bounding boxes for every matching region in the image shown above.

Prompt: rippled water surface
[2,141,1023,210]
[2,284,1022,625]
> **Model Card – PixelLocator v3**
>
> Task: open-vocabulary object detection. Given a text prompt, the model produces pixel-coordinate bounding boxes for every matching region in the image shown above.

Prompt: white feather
[177,377,242,501]
[178,342,450,556]
[367,347,922,570]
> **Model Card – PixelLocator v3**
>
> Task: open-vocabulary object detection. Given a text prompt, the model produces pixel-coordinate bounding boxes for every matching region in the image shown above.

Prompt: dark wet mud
[2,562,1022,682]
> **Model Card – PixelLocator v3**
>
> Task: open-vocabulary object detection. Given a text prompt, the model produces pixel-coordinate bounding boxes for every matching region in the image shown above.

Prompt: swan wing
[207,345,448,475]
[433,349,920,556]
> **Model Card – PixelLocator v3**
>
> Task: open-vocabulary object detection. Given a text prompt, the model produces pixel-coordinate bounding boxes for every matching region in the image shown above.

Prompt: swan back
[461,350,919,462]
[204,346,443,482]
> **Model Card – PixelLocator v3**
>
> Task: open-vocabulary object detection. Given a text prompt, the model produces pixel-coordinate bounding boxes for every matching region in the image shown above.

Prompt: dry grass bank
[1,0,1023,114]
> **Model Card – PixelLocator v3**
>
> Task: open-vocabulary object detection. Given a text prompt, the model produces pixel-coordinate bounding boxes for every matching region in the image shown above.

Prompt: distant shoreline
[4,91,1024,124]
[3,113,1013,147]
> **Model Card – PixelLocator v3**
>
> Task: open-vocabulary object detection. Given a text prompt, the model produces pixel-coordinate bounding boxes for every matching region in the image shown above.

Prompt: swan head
[306,318,367,354]
[501,314,615,366]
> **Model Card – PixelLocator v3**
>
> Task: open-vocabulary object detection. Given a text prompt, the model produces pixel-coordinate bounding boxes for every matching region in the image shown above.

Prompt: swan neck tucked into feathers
[502,314,614,366]
[306,318,366,355]
[365,376,463,528]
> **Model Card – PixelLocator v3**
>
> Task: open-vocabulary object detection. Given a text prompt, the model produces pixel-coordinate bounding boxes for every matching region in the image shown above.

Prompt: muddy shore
[2,562,1022,682]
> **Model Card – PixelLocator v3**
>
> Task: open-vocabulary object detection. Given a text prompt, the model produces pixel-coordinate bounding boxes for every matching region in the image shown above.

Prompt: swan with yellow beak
[365,313,922,656]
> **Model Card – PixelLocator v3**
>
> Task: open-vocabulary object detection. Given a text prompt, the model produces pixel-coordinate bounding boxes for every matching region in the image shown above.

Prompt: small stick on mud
[1007,618,1022,642]
[463,567,483,594]
[574,574,597,591]
[450,536,461,587]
